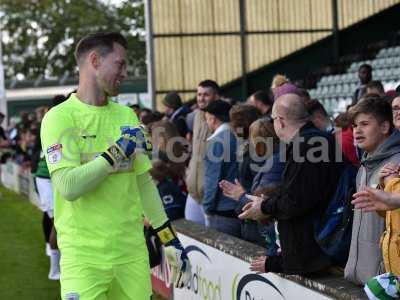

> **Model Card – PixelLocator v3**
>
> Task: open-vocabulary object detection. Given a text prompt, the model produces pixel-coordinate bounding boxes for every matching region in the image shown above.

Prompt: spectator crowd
[2,63,400,299]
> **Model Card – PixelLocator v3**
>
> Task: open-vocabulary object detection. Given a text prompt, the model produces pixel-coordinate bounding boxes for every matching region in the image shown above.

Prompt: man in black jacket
[352,64,372,105]
[240,93,344,274]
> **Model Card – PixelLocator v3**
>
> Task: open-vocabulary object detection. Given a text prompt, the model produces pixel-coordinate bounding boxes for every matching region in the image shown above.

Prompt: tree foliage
[0,0,146,80]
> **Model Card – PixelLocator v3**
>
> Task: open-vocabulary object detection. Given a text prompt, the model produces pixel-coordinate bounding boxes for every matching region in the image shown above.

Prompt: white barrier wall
[1,161,20,192]
[175,234,333,300]
[0,161,40,207]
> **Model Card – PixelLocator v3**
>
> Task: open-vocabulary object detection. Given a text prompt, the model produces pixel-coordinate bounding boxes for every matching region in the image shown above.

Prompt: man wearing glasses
[239,93,344,275]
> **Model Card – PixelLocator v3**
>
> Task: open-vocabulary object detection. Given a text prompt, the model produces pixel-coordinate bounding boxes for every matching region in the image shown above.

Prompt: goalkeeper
[41,32,191,300]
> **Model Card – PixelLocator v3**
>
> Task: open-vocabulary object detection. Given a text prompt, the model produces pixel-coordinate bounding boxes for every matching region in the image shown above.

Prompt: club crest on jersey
[47,143,62,164]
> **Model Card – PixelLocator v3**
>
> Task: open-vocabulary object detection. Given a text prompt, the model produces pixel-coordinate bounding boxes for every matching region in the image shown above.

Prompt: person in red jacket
[334,112,359,166]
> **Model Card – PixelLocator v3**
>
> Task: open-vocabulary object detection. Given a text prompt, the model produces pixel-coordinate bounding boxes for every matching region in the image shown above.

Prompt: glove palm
[164,239,191,288]
[155,222,191,288]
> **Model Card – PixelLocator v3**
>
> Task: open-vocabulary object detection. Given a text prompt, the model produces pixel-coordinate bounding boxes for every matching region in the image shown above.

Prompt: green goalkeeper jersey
[40,94,152,264]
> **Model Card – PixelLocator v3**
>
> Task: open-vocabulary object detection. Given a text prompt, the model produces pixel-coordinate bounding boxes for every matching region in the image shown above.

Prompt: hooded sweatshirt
[345,130,400,285]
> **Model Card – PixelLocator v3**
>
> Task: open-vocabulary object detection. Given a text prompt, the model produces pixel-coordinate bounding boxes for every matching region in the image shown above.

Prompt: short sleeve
[40,109,81,175]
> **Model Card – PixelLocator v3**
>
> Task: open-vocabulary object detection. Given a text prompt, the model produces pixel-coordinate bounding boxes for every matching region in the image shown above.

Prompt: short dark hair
[358,64,372,73]
[130,104,140,110]
[203,99,231,122]
[52,94,67,107]
[0,112,4,119]
[163,91,182,110]
[334,112,351,129]
[305,99,328,117]
[198,80,220,95]
[184,98,197,108]
[366,80,384,94]
[140,109,155,125]
[252,90,273,106]
[152,111,164,122]
[349,96,393,129]
[74,32,128,64]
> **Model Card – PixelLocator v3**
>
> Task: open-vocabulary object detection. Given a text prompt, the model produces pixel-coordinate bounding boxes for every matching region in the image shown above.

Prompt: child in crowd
[220,117,285,247]
[149,120,188,220]
[378,163,400,276]
[345,96,400,285]
[353,162,400,276]
[150,159,186,221]
[351,154,400,299]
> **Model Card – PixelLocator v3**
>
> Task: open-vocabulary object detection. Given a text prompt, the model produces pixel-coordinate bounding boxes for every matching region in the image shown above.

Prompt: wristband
[155,221,177,245]
[101,144,127,166]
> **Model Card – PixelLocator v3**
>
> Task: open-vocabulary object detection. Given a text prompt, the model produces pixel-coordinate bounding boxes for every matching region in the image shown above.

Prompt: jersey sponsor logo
[47,143,62,164]
[65,292,80,300]
[80,134,97,139]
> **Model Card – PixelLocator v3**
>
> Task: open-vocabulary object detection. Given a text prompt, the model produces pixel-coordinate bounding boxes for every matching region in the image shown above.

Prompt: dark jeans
[207,214,242,239]
[241,220,265,247]
[260,222,280,257]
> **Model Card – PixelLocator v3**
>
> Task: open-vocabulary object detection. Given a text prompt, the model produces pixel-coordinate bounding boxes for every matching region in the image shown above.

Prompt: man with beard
[41,32,191,300]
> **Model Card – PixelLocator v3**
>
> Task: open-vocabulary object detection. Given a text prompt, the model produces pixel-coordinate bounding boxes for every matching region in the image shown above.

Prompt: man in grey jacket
[185,80,220,225]
[345,96,400,285]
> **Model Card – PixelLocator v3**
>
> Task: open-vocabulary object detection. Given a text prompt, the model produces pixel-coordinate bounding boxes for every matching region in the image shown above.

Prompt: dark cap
[396,84,400,97]
[203,100,232,122]
[162,91,182,110]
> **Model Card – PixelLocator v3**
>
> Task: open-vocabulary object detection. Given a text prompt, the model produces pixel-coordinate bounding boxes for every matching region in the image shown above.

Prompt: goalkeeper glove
[138,125,153,153]
[102,126,151,166]
[155,221,191,288]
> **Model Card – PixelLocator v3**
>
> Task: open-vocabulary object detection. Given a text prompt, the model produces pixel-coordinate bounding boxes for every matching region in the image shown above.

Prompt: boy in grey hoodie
[345,97,400,285]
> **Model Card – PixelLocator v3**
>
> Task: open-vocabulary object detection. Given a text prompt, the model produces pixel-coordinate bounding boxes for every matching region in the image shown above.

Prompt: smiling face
[96,42,127,96]
[353,113,390,153]
[197,86,218,110]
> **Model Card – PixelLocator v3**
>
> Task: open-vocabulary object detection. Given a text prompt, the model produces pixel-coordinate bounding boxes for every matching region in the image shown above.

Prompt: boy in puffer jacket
[379,164,400,276]
[353,162,400,275]
[353,163,400,299]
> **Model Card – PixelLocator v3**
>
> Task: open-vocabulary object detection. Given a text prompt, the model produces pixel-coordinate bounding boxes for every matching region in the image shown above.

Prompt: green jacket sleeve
[136,172,168,228]
[51,156,113,201]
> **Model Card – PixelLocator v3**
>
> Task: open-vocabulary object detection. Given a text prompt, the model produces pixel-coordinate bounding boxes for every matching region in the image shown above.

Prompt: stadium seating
[309,45,400,116]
